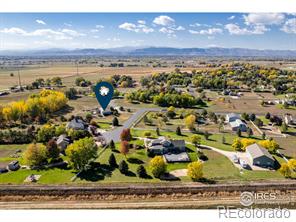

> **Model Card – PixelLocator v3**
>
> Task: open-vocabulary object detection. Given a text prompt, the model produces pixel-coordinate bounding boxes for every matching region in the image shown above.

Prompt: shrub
[279,163,291,178]
[144,131,152,138]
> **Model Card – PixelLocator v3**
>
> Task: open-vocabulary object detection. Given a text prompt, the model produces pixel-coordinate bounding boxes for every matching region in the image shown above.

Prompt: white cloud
[36,19,46,25]
[153,15,175,26]
[228,16,235,20]
[107,37,120,42]
[90,25,104,33]
[174,26,185,31]
[0,27,27,35]
[225,23,268,35]
[119,22,153,33]
[243,13,285,25]
[190,23,201,27]
[64,23,72,27]
[0,27,85,40]
[159,27,174,34]
[96,25,104,29]
[137,20,146,25]
[189,28,223,35]
[61,29,85,37]
[281,18,296,34]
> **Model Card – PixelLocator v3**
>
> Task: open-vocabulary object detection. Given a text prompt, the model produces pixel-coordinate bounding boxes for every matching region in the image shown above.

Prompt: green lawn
[0,132,287,184]
[132,128,237,151]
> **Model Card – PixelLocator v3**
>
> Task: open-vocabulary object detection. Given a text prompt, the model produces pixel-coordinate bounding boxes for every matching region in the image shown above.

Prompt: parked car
[231,154,239,163]
[239,160,248,169]
[0,168,8,174]
[8,160,20,171]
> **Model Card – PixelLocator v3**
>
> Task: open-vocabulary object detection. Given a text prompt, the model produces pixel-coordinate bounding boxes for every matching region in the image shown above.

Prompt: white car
[231,154,239,163]
[240,160,248,169]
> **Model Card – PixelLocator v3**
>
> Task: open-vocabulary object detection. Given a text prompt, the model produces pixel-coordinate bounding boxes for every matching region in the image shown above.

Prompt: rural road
[102,107,162,143]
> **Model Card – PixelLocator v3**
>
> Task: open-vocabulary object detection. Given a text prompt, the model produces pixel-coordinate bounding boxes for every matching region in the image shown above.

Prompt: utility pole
[17,66,22,90]
[76,60,79,76]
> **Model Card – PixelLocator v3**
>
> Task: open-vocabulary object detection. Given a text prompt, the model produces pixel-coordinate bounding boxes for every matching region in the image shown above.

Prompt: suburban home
[146,137,186,155]
[66,117,87,130]
[246,143,275,168]
[226,113,240,123]
[229,119,247,132]
[56,134,71,150]
[284,114,295,125]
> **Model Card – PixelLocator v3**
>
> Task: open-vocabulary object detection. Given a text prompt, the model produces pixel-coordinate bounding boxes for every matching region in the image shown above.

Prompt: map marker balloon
[94,81,114,110]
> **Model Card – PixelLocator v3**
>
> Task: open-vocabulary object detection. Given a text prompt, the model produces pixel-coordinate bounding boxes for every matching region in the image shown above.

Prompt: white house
[226,113,240,123]
[229,119,247,132]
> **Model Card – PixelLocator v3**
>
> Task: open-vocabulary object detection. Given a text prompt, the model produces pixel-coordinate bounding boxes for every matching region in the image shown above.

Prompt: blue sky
[0,13,295,50]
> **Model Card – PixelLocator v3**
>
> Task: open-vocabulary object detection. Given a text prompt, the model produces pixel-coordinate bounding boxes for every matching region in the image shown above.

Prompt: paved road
[102,107,162,143]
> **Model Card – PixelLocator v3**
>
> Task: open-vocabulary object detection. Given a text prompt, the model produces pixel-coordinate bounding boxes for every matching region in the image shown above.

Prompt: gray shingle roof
[246,143,273,160]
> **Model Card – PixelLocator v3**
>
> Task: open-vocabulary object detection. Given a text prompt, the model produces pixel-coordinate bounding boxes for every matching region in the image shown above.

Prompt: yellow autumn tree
[185,114,196,131]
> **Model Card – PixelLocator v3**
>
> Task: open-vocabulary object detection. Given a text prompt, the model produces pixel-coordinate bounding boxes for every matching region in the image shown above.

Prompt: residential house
[226,113,240,123]
[56,134,71,150]
[146,137,186,155]
[246,143,275,168]
[229,119,247,132]
[66,117,87,130]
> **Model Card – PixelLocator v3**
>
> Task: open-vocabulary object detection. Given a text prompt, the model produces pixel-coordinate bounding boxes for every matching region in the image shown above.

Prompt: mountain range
[1,47,296,57]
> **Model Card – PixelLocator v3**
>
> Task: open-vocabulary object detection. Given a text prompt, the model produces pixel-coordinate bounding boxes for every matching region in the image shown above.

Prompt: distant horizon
[0,13,295,51]
[1,46,296,52]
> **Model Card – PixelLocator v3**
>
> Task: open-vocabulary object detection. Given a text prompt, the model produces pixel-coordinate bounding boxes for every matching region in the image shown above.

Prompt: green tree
[176,126,182,136]
[150,156,166,178]
[65,137,98,171]
[119,160,129,174]
[112,117,119,126]
[23,143,48,167]
[137,165,147,178]
[187,161,203,181]
[36,124,56,143]
[191,135,201,148]
[109,140,115,150]
[108,153,117,168]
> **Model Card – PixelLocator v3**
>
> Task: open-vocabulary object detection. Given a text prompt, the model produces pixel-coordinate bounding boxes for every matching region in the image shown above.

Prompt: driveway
[102,107,162,143]
[199,144,270,171]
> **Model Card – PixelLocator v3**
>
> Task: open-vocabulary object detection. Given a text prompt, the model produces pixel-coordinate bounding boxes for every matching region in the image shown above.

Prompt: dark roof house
[246,143,275,168]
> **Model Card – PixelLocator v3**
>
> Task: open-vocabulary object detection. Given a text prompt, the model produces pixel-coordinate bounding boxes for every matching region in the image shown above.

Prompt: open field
[0,64,195,90]
[209,92,296,116]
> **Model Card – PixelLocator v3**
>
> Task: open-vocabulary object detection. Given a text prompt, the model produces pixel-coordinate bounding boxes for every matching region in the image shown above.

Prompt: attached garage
[246,143,275,168]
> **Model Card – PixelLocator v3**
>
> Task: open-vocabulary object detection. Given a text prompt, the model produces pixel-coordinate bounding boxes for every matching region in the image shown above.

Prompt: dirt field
[209,92,296,116]
[0,65,194,90]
